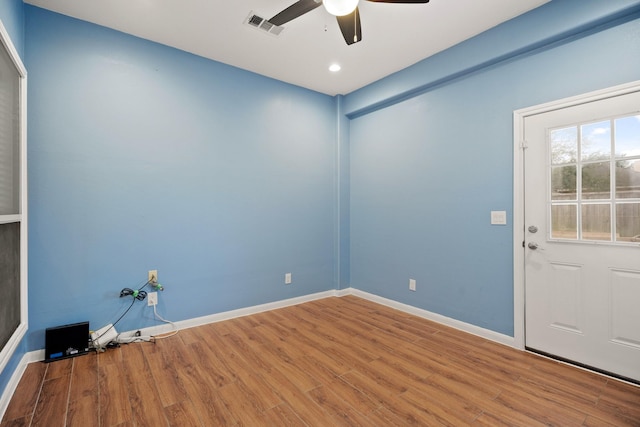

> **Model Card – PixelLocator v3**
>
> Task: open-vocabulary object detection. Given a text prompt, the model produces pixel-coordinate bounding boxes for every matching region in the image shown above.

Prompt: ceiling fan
[269,0,430,45]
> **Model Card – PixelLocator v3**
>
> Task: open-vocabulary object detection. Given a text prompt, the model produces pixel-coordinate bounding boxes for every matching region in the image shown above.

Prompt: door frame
[512,80,640,351]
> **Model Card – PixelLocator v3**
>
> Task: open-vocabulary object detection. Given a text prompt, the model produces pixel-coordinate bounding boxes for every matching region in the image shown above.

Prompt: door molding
[512,80,640,350]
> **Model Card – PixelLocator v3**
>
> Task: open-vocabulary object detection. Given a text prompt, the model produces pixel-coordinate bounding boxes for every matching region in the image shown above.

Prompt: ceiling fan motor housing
[323,0,359,16]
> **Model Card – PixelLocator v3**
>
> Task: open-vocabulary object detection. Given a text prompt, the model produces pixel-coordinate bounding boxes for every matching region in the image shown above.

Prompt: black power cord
[119,288,148,301]
[93,279,156,349]
[92,298,135,349]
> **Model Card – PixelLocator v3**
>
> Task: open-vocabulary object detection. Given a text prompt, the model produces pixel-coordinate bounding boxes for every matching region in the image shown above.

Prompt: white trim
[0,15,28,376]
[0,350,41,421]
[512,80,640,352]
[335,288,352,297]
[345,288,516,347]
[513,110,526,350]
[0,323,26,377]
[19,43,28,363]
[515,80,640,118]
[0,215,21,224]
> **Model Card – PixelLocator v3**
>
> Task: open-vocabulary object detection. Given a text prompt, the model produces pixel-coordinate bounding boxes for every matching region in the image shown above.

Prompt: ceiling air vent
[244,12,284,36]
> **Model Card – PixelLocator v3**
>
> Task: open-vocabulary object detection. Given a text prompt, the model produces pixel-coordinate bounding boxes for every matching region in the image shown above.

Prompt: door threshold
[525,347,640,387]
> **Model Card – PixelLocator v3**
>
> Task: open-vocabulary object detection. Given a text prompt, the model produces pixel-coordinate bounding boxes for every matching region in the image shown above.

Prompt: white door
[524,87,640,382]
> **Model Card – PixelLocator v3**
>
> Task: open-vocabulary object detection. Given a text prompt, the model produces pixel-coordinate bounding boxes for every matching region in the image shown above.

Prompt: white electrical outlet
[148,269,158,283]
[147,291,158,306]
[409,278,416,291]
[285,273,292,285]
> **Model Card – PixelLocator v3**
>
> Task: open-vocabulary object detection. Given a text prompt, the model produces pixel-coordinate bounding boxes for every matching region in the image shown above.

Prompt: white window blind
[0,35,19,216]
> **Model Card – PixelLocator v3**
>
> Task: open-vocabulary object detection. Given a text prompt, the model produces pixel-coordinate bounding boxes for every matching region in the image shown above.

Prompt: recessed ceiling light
[329,63,341,72]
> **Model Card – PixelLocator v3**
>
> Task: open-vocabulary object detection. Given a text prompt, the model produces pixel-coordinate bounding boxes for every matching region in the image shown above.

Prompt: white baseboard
[335,288,352,297]
[0,350,43,421]
[1,286,515,419]
[132,289,342,337]
[145,286,514,348]
[344,288,516,347]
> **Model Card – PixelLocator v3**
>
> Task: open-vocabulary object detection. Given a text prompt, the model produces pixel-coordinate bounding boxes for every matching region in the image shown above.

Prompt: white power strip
[91,324,118,348]
[115,335,153,344]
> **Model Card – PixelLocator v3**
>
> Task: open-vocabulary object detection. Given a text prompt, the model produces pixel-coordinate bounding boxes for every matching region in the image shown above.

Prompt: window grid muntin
[548,114,640,244]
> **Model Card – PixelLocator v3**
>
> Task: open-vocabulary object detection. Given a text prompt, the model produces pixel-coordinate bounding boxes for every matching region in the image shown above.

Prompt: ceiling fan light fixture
[323,0,359,17]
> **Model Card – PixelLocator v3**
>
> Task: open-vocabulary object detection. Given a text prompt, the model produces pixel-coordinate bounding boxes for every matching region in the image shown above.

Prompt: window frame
[0,18,28,374]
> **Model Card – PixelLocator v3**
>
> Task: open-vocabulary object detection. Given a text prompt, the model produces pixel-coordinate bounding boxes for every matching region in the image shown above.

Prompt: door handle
[528,242,539,250]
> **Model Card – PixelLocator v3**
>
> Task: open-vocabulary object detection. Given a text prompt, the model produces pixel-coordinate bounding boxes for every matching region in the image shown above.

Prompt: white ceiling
[24,0,550,96]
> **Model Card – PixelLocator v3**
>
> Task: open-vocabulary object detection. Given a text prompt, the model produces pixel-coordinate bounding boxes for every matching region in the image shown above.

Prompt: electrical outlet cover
[147,291,158,306]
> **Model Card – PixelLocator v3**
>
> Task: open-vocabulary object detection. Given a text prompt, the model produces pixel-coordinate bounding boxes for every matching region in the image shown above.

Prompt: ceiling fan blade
[336,7,362,45]
[365,0,429,3]
[269,0,323,26]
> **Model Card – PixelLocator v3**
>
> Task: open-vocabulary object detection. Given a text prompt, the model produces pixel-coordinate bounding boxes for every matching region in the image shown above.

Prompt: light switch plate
[491,210,507,225]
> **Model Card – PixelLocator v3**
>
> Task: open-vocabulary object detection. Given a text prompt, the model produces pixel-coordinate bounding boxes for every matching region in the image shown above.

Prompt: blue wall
[346,0,640,335]
[0,0,23,57]
[25,6,337,351]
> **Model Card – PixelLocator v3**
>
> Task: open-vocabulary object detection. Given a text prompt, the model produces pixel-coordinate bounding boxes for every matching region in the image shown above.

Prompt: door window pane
[551,165,577,200]
[582,162,610,199]
[582,204,611,241]
[551,204,577,240]
[615,159,640,199]
[549,114,639,244]
[616,203,640,242]
[551,126,577,164]
[614,115,640,158]
[581,121,611,161]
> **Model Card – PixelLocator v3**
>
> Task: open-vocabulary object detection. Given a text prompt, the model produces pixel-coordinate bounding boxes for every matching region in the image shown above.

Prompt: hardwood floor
[2,296,639,426]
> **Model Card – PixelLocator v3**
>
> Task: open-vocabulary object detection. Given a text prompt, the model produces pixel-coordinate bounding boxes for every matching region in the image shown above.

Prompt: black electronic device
[44,321,90,362]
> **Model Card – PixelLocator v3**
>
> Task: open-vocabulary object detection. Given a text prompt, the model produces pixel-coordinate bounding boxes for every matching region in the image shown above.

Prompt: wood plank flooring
[2,296,639,426]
